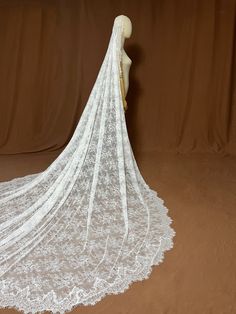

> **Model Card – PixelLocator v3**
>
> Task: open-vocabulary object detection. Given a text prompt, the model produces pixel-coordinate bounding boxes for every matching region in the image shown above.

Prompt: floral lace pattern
[0,23,176,314]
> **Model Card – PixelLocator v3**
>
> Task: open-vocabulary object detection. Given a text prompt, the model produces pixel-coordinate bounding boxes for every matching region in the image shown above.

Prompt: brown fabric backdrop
[0,0,235,155]
[0,2,236,314]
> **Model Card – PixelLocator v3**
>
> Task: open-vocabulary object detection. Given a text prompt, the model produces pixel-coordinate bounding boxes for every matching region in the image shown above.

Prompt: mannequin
[114,15,132,112]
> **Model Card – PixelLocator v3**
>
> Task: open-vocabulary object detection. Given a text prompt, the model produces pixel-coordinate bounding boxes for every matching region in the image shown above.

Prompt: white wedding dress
[0,22,175,314]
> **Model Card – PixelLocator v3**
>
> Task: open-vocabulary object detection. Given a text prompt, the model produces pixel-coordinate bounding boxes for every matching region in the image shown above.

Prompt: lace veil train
[0,20,175,314]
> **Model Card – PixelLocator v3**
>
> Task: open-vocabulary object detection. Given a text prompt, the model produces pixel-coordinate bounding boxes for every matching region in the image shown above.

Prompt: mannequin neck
[120,34,125,49]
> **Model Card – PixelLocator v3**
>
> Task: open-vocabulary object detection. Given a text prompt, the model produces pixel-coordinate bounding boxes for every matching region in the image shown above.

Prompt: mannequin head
[114,15,132,38]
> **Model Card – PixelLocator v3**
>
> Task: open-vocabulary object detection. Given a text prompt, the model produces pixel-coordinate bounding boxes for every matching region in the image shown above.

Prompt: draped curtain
[0,0,235,155]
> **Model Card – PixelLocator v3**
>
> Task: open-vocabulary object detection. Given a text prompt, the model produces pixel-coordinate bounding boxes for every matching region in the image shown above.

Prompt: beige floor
[0,151,235,314]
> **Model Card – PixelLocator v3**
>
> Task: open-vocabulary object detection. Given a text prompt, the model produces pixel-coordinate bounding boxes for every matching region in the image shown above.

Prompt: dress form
[114,15,132,112]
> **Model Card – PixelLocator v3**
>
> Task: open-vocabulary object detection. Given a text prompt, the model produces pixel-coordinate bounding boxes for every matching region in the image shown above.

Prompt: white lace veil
[0,21,175,314]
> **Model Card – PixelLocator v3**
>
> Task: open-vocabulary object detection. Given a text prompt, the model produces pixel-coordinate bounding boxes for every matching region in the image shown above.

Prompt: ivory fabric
[0,22,175,314]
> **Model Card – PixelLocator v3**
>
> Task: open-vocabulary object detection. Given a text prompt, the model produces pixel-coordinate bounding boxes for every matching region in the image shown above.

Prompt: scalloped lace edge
[0,188,176,314]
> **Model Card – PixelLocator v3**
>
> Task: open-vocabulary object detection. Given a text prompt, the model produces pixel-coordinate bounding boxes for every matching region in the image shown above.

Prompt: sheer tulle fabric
[0,23,175,314]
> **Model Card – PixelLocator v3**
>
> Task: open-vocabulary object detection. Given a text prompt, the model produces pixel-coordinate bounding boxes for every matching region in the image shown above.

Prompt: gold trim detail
[119,61,128,112]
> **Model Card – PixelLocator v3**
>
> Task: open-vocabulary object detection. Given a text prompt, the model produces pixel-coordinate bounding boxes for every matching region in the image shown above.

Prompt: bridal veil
[0,21,175,314]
